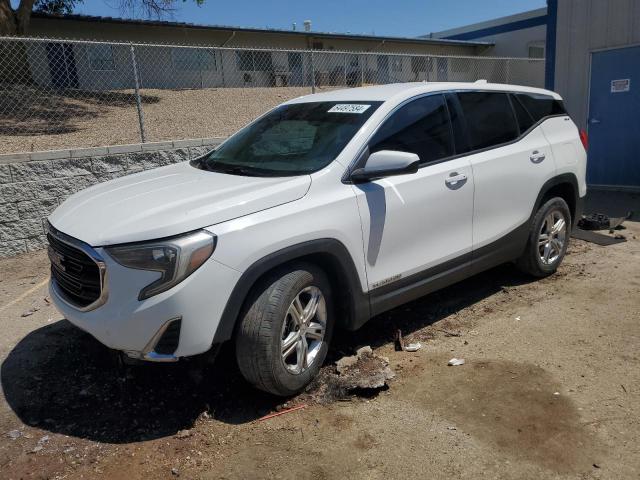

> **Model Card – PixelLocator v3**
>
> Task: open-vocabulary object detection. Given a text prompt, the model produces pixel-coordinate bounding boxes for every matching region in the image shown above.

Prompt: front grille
[47,230,102,308]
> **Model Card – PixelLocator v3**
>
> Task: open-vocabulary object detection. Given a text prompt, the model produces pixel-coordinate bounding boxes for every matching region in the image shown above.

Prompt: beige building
[21,13,493,90]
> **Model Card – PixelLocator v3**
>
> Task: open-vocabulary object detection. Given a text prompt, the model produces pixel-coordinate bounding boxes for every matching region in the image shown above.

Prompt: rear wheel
[517,197,571,277]
[235,264,333,396]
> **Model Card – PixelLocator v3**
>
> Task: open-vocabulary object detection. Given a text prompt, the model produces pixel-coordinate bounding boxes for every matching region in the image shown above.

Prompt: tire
[516,197,571,278]
[235,263,333,396]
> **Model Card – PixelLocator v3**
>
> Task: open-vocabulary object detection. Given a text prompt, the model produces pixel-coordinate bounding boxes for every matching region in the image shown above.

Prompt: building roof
[31,12,493,48]
[427,8,547,41]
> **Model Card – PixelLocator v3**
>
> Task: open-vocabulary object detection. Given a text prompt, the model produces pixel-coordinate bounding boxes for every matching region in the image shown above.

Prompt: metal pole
[220,49,226,87]
[129,43,146,143]
[360,55,364,86]
[310,50,316,94]
[344,53,347,87]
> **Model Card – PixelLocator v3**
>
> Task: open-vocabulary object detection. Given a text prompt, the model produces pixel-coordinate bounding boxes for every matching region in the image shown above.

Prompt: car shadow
[1,263,534,444]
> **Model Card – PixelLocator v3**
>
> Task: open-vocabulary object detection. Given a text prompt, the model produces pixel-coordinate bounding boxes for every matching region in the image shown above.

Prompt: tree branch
[120,0,177,19]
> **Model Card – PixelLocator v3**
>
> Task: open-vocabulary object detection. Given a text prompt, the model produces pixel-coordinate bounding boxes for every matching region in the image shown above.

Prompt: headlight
[107,230,216,300]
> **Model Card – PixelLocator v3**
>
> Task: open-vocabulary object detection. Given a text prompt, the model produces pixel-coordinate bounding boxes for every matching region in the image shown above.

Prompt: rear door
[452,91,556,257]
[353,94,474,292]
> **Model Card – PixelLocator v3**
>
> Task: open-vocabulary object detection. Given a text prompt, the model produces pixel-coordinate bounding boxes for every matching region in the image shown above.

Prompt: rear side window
[369,94,453,164]
[456,92,519,150]
[514,93,566,122]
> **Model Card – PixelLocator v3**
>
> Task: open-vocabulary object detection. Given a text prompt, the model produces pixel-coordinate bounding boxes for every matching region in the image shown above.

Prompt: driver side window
[369,94,453,165]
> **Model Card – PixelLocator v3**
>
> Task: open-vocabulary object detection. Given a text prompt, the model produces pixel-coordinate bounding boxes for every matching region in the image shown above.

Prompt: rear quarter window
[514,93,567,123]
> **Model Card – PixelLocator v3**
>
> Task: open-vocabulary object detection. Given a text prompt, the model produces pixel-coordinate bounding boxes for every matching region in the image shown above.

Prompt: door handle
[530,151,546,164]
[445,172,467,189]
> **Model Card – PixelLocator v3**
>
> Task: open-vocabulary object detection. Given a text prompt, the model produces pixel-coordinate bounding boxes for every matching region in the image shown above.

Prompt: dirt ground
[0,216,639,479]
[0,86,330,154]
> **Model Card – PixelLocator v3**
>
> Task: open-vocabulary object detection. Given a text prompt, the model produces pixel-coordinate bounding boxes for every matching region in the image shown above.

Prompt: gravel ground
[0,86,323,154]
[0,216,638,479]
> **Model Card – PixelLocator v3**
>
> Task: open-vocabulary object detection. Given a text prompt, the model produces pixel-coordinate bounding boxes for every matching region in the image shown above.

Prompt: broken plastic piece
[404,342,422,352]
[448,358,465,366]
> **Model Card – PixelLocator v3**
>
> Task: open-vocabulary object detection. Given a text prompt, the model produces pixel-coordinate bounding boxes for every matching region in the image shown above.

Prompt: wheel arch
[212,238,370,344]
[532,173,582,227]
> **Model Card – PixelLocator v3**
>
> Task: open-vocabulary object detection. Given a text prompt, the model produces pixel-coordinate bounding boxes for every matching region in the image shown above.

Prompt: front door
[288,52,303,86]
[352,94,474,293]
[376,56,390,84]
[46,42,79,89]
[588,46,640,187]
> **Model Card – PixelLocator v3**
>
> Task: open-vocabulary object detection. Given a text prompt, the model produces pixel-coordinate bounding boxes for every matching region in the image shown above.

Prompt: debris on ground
[572,229,627,246]
[439,329,462,337]
[335,347,395,392]
[395,330,405,351]
[578,213,611,230]
[20,307,39,317]
[578,212,632,231]
[258,404,306,422]
[448,358,465,366]
[175,429,193,439]
[7,429,22,440]
[404,342,422,352]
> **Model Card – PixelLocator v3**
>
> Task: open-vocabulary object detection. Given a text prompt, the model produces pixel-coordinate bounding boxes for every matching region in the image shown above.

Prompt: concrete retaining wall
[0,138,223,258]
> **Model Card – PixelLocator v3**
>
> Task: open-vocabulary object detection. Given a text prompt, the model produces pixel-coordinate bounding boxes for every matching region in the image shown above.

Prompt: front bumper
[50,246,242,360]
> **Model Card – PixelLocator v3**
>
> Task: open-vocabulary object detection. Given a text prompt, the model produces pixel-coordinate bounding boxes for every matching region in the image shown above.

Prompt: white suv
[48,82,587,396]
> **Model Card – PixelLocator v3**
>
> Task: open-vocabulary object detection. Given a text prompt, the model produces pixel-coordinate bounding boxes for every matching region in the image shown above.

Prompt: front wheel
[235,264,333,396]
[516,197,571,277]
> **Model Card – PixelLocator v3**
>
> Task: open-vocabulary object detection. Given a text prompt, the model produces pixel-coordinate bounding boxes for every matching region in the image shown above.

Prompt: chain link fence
[0,36,545,154]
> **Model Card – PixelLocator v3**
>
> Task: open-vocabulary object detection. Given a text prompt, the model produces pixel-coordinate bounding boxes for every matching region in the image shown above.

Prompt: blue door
[588,46,640,187]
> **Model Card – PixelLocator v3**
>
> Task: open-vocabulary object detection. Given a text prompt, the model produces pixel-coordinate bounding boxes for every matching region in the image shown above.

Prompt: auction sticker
[328,104,371,113]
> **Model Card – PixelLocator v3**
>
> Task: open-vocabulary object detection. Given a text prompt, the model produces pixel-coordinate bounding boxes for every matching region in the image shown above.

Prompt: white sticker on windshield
[328,104,371,114]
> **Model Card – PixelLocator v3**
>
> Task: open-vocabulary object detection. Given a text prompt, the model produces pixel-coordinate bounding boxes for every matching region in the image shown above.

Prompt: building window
[172,48,217,71]
[528,45,545,59]
[451,58,470,73]
[88,44,115,71]
[411,56,428,73]
[235,50,273,71]
[391,57,403,72]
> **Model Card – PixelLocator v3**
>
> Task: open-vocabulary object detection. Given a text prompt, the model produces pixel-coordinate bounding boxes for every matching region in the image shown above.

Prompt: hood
[49,162,311,246]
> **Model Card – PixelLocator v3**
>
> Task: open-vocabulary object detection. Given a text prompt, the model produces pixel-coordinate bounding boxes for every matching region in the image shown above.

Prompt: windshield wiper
[205,163,261,176]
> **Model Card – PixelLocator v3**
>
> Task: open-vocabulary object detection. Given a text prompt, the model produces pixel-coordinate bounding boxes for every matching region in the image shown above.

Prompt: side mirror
[350,150,420,182]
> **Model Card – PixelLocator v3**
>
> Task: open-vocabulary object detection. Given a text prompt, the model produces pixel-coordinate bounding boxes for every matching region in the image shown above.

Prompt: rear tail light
[579,129,589,151]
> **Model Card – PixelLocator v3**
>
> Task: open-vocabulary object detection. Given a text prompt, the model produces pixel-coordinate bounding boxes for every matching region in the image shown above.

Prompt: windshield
[200,101,382,176]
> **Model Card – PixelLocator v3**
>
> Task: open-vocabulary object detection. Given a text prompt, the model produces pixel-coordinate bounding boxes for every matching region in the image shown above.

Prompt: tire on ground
[516,197,572,278]
[235,263,333,396]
